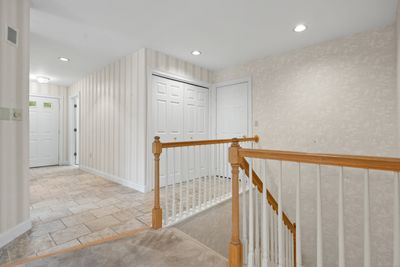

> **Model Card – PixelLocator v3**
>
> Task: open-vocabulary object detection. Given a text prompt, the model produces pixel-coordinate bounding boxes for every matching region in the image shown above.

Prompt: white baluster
[192,146,196,212]
[213,144,217,202]
[316,165,323,267]
[197,146,201,209]
[241,169,248,264]
[208,145,211,206]
[179,147,183,217]
[394,172,400,267]
[223,143,227,198]
[278,161,284,267]
[186,147,189,215]
[363,169,371,267]
[172,148,176,221]
[262,160,269,267]
[285,227,289,267]
[255,186,260,266]
[165,149,169,224]
[296,163,302,267]
[248,159,255,267]
[338,167,345,267]
[217,144,222,200]
[274,210,278,265]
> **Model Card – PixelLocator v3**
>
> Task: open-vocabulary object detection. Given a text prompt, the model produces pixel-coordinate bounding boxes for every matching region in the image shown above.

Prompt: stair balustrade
[228,139,400,267]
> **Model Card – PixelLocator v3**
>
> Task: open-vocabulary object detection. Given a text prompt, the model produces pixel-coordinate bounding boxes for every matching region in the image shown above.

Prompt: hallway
[0,167,153,266]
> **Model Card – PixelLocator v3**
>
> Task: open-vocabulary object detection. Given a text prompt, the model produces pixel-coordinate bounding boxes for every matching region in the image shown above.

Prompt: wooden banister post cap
[152,136,162,154]
[254,135,260,143]
[229,138,241,164]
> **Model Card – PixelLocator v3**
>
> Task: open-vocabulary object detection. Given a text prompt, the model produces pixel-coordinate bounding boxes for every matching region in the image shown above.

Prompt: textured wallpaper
[214,25,398,266]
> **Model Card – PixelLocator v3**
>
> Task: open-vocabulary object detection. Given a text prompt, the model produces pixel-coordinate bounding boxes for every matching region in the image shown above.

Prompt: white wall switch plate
[11,108,22,121]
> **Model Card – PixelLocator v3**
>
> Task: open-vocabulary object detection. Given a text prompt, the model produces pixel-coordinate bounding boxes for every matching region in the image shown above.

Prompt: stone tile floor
[0,166,153,266]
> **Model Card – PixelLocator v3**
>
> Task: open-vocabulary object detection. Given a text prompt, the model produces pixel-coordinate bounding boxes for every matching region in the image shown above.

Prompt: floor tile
[84,215,121,232]
[61,212,97,227]
[78,228,116,244]
[51,224,91,245]
[90,205,120,218]
[31,220,66,237]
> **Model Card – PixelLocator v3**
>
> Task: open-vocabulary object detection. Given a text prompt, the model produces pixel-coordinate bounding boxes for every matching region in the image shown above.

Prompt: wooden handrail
[151,135,260,231]
[161,135,259,149]
[240,158,296,233]
[239,148,400,172]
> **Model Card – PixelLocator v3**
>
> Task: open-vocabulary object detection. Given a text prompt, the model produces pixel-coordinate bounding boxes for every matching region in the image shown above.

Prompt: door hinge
[74,152,77,156]
[74,104,77,108]
[74,128,77,132]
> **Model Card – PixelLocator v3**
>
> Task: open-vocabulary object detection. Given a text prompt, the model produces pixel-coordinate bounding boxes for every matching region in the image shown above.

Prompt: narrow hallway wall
[0,0,31,248]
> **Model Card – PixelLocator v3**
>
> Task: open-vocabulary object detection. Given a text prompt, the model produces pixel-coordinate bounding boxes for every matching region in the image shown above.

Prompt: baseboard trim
[80,165,146,193]
[0,219,32,249]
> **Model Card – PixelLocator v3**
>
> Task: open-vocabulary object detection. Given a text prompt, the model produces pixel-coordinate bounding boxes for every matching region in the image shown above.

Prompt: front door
[29,96,60,167]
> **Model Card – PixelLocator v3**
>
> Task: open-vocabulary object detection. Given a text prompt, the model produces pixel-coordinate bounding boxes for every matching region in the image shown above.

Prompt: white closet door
[153,76,185,186]
[184,84,209,179]
[216,81,249,139]
[184,84,209,141]
[29,96,60,168]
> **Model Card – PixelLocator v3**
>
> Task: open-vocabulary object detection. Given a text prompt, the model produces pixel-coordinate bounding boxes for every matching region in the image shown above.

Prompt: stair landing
[11,228,227,267]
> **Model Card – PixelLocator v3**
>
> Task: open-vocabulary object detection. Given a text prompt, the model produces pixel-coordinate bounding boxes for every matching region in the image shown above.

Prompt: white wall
[214,25,398,266]
[397,2,400,150]
[0,0,31,248]
[29,81,69,164]
[68,48,212,192]
[68,49,147,191]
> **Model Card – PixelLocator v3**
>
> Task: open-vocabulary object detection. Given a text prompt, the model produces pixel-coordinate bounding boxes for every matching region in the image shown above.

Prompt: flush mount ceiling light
[191,50,201,56]
[294,24,307,33]
[37,76,50,84]
[58,57,70,62]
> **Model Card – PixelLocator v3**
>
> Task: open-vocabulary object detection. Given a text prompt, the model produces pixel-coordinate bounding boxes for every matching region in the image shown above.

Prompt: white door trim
[145,69,211,192]
[211,77,253,138]
[68,93,80,166]
[29,94,63,166]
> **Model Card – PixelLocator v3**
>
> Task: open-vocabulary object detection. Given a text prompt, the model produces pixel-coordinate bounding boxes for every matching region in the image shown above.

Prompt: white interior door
[152,75,210,187]
[29,96,60,167]
[153,76,184,186]
[184,84,209,178]
[216,81,250,139]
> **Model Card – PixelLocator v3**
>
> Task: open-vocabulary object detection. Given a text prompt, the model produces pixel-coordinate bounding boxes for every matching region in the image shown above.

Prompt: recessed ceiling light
[294,24,307,33]
[191,50,201,56]
[58,57,70,62]
[37,76,50,84]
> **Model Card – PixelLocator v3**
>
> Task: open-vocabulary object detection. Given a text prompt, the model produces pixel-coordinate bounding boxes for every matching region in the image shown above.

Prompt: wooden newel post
[229,139,243,267]
[152,136,163,230]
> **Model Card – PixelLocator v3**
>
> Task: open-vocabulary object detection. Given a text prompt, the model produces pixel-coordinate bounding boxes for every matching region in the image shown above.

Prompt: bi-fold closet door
[152,75,209,186]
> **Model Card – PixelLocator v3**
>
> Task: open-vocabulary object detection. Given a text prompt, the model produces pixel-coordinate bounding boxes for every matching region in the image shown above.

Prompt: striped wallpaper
[68,48,212,192]
[0,0,30,247]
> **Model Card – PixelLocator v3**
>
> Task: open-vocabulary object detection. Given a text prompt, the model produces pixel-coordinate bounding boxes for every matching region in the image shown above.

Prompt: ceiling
[30,0,398,86]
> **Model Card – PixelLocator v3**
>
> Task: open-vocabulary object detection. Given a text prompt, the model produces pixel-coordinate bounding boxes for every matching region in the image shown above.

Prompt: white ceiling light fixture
[294,24,307,33]
[37,76,50,84]
[191,50,202,56]
[58,57,70,62]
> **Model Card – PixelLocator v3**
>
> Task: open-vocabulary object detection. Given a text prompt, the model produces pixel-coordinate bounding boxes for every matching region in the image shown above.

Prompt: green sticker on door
[43,102,52,108]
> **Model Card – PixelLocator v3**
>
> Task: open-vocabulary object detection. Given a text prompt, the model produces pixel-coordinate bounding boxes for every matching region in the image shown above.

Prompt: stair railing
[152,135,259,229]
[228,139,400,267]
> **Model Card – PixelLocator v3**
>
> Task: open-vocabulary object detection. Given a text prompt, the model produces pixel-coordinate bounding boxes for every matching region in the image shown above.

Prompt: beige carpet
[17,228,227,267]
[175,199,232,258]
